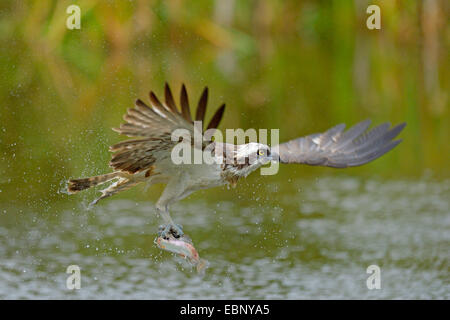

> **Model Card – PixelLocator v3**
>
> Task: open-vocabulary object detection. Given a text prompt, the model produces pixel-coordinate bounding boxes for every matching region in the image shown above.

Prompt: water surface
[0,177,448,299]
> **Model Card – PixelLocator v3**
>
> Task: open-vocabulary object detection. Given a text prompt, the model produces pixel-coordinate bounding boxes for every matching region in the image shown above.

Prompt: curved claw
[158,223,184,239]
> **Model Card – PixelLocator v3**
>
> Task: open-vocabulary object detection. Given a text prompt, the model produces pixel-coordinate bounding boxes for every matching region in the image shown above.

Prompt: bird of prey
[68,84,405,238]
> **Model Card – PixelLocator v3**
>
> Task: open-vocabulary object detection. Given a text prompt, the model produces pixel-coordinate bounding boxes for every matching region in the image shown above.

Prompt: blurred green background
[0,0,449,300]
[0,0,448,205]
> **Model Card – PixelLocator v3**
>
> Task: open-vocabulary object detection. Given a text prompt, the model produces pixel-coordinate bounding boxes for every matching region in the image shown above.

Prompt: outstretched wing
[273,120,405,168]
[109,83,226,174]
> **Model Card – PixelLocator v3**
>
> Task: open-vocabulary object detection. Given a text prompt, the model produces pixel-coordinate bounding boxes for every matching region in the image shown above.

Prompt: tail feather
[68,172,119,194]
[68,171,148,206]
[90,178,141,206]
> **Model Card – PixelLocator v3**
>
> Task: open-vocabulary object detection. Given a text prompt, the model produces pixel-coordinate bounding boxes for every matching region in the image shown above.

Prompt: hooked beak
[270,151,280,163]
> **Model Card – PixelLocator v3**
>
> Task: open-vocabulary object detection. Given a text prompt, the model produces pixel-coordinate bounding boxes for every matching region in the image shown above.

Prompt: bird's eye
[258,149,265,156]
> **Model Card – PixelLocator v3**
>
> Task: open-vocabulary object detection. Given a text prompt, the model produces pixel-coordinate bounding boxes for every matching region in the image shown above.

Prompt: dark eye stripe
[258,149,267,156]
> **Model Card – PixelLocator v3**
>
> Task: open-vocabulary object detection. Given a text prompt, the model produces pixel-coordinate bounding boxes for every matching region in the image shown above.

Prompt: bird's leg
[155,180,188,239]
[156,205,184,239]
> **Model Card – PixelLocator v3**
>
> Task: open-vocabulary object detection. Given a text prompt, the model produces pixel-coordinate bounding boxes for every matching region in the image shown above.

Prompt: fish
[155,234,208,273]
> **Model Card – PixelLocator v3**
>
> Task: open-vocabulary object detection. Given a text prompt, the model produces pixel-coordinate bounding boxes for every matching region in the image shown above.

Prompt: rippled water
[0,177,448,299]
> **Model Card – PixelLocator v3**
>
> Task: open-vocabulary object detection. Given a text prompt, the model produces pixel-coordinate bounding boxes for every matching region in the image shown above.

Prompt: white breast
[182,162,225,189]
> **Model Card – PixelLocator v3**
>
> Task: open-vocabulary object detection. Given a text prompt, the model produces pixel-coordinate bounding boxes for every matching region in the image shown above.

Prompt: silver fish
[155,234,208,273]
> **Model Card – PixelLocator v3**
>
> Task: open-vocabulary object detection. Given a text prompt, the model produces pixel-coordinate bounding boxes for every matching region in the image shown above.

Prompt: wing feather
[196,87,208,124]
[180,84,192,122]
[206,103,226,130]
[110,84,226,174]
[149,91,180,124]
[273,120,405,168]
[164,82,178,113]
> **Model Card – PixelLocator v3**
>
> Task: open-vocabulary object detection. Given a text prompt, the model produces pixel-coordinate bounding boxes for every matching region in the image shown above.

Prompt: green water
[1,176,448,299]
[0,0,448,300]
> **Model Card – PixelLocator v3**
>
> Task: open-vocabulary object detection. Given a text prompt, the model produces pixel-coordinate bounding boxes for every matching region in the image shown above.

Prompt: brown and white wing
[272,120,405,168]
[109,83,226,174]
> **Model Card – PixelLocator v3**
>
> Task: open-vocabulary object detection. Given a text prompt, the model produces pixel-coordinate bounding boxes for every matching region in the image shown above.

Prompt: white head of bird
[225,142,273,177]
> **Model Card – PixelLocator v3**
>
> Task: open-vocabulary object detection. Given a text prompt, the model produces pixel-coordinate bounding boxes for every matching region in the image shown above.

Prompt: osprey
[68,84,405,238]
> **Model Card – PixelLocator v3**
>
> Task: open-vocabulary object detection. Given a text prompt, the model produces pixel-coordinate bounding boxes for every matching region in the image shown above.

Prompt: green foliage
[0,0,448,204]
